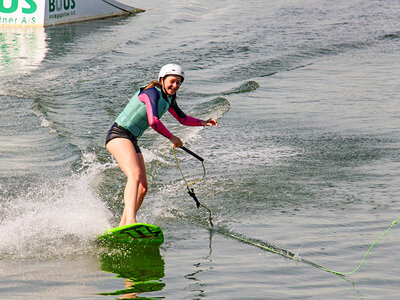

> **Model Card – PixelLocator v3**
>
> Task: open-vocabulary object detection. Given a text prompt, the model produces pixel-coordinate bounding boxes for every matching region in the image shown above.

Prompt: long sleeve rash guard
[139,88,203,139]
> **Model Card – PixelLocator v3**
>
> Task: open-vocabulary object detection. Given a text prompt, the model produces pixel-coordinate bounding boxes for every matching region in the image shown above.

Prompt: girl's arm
[169,99,219,127]
[139,92,173,139]
[168,99,204,126]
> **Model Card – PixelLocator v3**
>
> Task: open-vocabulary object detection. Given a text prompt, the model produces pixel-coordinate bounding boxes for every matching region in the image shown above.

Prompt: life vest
[115,86,174,138]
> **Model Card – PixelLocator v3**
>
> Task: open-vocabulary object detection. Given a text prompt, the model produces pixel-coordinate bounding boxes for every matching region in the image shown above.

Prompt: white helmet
[158,64,185,82]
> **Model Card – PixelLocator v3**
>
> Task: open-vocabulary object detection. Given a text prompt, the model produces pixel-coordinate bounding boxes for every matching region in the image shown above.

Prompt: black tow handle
[179,146,204,208]
[187,188,201,208]
[180,146,204,162]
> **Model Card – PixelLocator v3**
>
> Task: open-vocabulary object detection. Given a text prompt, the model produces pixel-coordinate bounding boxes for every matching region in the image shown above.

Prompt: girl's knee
[126,170,142,183]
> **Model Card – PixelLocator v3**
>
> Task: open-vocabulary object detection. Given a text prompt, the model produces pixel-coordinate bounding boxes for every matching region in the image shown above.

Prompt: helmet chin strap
[161,81,168,96]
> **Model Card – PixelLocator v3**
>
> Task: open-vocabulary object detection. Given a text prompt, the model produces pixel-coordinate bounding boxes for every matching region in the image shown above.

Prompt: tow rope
[172,146,399,276]
[218,217,399,276]
[318,217,399,275]
[173,146,214,227]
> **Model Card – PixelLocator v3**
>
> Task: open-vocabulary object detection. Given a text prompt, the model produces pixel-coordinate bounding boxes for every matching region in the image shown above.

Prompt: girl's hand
[169,135,183,148]
[201,118,218,127]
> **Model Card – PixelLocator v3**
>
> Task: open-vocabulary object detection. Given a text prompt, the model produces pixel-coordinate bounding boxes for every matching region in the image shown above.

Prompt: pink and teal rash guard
[115,86,203,139]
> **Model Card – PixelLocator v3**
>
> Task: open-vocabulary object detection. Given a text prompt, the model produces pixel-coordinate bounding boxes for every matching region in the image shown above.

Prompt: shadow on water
[43,16,133,60]
[98,245,165,299]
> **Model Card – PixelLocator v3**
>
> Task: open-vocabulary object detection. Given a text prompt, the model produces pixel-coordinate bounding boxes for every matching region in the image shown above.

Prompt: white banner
[0,0,45,27]
[0,0,142,27]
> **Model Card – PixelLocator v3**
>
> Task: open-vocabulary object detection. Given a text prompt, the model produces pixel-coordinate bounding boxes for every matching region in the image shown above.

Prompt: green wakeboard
[98,223,164,246]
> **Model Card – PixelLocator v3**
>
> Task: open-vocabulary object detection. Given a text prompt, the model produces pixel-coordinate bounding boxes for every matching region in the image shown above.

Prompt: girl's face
[162,75,182,96]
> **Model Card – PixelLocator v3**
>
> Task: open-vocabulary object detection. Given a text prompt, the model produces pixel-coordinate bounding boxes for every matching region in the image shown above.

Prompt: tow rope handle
[181,146,204,162]
[173,146,214,227]
[187,187,201,208]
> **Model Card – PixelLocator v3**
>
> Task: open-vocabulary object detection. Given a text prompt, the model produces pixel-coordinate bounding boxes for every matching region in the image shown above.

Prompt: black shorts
[105,123,142,153]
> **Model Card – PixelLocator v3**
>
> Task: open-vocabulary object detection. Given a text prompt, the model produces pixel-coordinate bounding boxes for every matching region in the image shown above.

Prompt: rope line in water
[215,217,399,276]
[172,146,399,276]
[317,217,400,275]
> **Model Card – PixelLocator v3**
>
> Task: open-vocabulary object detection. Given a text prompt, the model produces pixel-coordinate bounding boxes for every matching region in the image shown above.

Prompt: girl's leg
[135,153,148,214]
[106,138,143,226]
[118,154,147,226]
